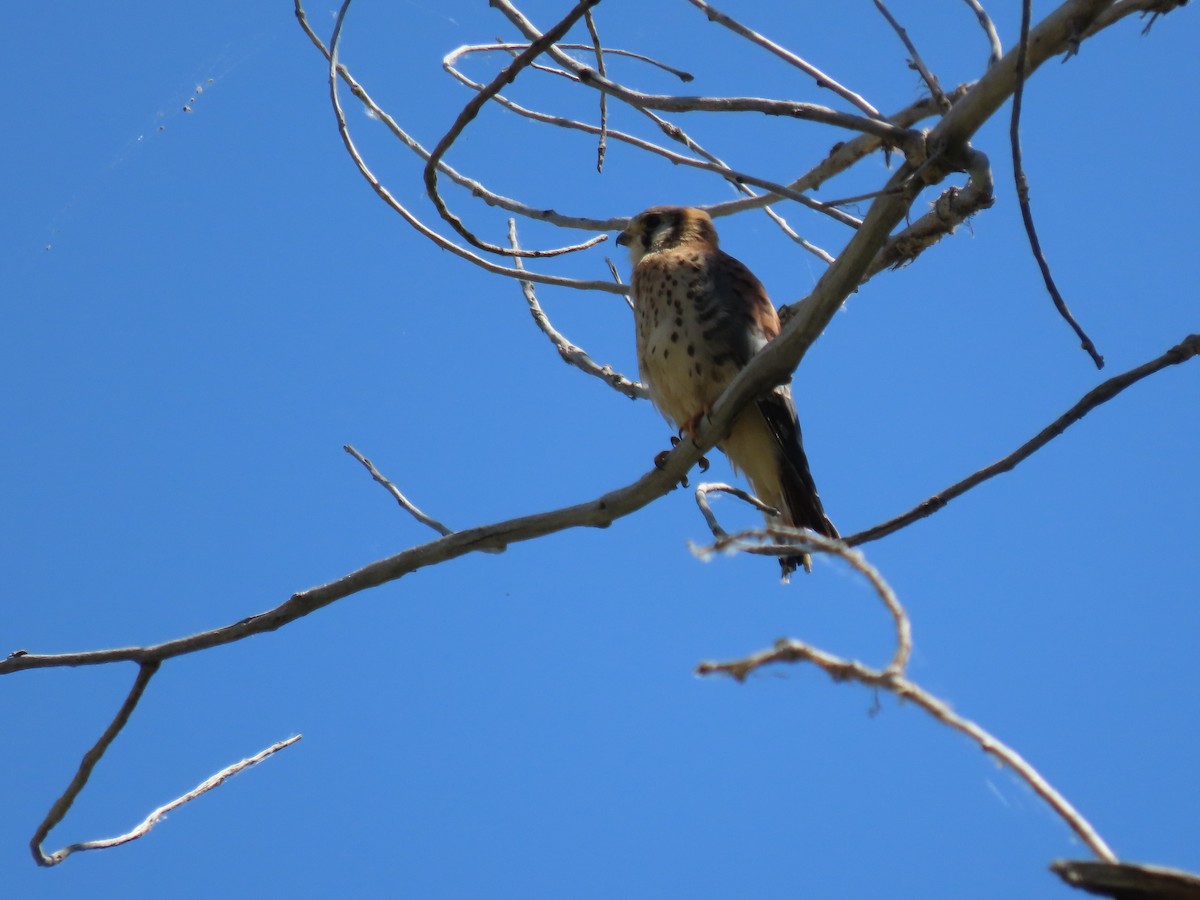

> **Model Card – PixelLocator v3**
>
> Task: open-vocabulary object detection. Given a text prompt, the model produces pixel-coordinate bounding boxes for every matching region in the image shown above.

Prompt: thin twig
[696,638,1116,861]
[847,334,1200,546]
[960,0,1003,67]
[345,444,456,536]
[37,736,301,866]
[1012,0,1105,368]
[873,0,951,111]
[684,0,883,118]
[582,10,608,173]
[31,661,161,866]
[507,220,647,399]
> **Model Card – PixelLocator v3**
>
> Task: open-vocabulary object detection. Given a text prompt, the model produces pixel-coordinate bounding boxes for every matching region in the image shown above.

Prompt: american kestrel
[617,205,837,578]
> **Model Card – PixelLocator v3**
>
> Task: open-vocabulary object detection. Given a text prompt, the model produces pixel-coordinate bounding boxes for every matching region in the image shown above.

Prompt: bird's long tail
[755,395,837,579]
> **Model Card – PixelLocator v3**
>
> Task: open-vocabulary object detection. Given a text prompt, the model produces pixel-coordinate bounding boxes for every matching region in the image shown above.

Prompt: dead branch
[846,334,1200,547]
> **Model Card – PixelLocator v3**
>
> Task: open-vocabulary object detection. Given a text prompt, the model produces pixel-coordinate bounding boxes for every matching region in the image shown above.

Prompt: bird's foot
[673,425,711,473]
[653,435,708,487]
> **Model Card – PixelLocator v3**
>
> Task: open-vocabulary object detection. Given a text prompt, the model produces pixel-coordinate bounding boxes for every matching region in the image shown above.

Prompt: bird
[616,205,837,578]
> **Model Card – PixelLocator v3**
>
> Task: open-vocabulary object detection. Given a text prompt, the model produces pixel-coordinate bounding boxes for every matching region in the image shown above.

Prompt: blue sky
[4,1,1198,897]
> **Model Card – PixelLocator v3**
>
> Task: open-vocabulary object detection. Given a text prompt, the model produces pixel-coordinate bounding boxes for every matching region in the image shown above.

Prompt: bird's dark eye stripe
[642,213,661,233]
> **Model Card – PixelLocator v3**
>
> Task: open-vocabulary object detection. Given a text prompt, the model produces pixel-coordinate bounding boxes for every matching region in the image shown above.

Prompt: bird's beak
[615,230,630,247]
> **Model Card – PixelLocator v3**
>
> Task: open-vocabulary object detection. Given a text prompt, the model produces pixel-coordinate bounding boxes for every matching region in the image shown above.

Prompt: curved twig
[422,0,608,258]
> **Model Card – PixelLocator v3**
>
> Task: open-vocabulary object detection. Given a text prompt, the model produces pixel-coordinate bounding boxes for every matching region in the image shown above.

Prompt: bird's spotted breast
[633,248,741,429]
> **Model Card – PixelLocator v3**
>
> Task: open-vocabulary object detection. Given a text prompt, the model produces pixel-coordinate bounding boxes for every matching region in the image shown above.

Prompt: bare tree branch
[345,444,456,537]
[31,662,160,865]
[35,735,301,867]
[846,334,1200,547]
[860,146,994,280]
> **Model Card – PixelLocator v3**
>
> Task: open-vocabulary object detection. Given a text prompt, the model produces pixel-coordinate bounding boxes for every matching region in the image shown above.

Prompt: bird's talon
[653,449,672,469]
[698,454,710,473]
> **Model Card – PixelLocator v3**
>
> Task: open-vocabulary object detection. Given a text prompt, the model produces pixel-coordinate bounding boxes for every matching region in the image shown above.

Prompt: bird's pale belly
[637,312,738,431]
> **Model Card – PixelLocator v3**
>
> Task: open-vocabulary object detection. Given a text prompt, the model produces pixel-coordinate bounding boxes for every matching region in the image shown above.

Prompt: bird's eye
[642,213,661,234]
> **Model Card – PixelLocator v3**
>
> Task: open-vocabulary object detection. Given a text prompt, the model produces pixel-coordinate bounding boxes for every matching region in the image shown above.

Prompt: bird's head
[616,206,719,265]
